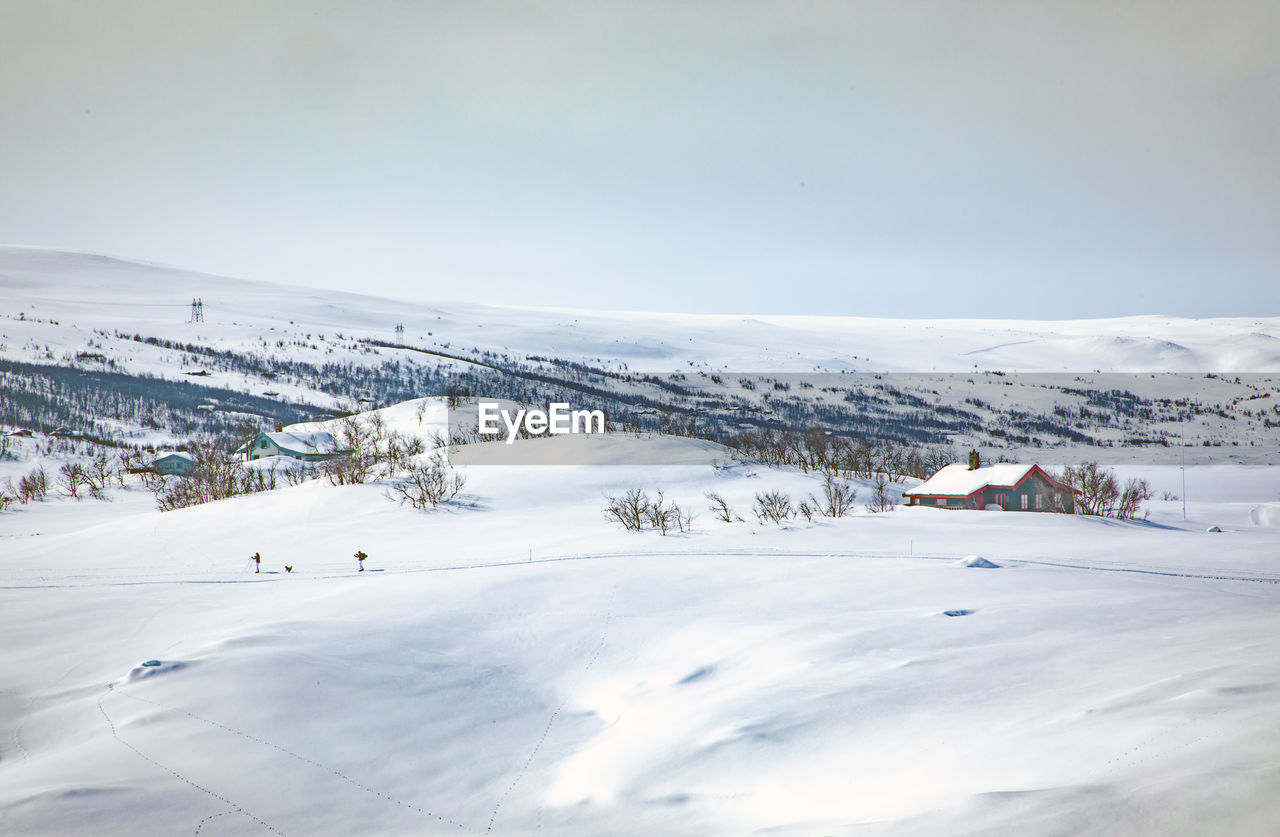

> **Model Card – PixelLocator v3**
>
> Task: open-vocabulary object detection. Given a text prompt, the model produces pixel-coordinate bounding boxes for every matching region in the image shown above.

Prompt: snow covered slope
[4,245,1279,374]
[2,451,1279,835]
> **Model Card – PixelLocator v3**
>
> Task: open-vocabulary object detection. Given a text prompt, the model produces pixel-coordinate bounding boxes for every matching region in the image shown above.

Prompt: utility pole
[1181,408,1187,521]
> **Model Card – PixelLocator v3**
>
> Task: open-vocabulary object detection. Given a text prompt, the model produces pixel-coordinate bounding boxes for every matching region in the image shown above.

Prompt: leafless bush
[387,454,466,509]
[382,430,425,473]
[753,490,795,525]
[727,428,950,483]
[16,466,49,502]
[604,489,691,534]
[156,440,277,511]
[705,491,734,523]
[325,417,380,485]
[1060,462,1119,516]
[58,462,88,499]
[865,474,896,513]
[1117,477,1152,520]
[80,452,117,498]
[282,462,321,486]
[798,499,815,522]
[0,480,15,511]
[816,474,857,518]
[604,488,649,531]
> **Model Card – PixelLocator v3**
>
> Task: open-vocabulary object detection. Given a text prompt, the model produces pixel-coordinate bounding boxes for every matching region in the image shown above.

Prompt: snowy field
[3,247,1280,835]
[2,438,1279,836]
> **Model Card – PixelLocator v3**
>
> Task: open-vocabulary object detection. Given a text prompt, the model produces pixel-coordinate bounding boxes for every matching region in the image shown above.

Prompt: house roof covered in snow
[904,463,1076,497]
[236,430,344,456]
[268,431,340,455]
[152,451,194,463]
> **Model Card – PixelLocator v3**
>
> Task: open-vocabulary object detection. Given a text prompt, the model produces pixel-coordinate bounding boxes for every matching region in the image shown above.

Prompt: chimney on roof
[968,448,980,470]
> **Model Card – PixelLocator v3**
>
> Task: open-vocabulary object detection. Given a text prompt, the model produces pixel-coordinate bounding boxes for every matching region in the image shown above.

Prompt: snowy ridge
[3,246,1279,374]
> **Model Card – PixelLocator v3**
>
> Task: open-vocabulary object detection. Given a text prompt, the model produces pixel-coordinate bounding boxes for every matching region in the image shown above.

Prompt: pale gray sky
[2,1,1277,317]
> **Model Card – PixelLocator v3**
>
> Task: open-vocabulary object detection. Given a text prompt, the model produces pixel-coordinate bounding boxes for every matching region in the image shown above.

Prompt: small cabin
[904,452,1080,513]
[237,431,347,462]
[152,451,196,476]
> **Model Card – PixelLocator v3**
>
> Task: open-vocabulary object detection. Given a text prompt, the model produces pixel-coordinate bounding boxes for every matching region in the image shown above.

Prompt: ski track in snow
[97,685,286,836]
[486,588,616,835]
[108,686,473,834]
[5,547,1279,593]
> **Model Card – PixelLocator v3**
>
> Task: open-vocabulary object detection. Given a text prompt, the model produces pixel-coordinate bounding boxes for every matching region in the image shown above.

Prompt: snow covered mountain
[4,245,1280,375]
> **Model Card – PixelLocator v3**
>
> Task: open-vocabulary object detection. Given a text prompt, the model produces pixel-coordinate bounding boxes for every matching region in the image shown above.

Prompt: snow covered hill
[3,247,1280,835]
[2,443,1280,835]
[4,245,1280,375]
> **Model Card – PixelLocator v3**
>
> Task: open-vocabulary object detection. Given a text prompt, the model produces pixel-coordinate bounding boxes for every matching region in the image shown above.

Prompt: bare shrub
[17,466,50,502]
[605,489,690,534]
[817,474,857,518]
[1060,462,1119,516]
[324,417,379,485]
[705,491,734,523]
[387,454,466,509]
[604,488,649,531]
[1117,477,1152,520]
[156,440,277,511]
[0,480,15,511]
[282,462,320,486]
[84,452,117,495]
[753,490,794,525]
[58,462,88,499]
[865,474,896,513]
[798,499,815,522]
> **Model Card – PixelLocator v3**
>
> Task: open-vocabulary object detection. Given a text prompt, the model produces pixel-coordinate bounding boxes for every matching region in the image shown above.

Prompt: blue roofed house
[237,430,348,463]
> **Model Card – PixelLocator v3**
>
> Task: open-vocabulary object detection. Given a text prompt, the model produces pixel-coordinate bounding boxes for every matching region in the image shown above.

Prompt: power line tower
[395,323,405,338]
[189,298,204,323]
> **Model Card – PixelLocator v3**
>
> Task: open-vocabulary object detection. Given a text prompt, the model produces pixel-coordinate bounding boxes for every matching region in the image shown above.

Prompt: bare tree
[82,452,117,497]
[753,490,795,525]
[604,488,650,531]
[386,454,466,509]
[1060,462,1119,516]
[325,417,379,485]
[817,474,857,518]
[19,466,50,501]
[865,474,896,513]
[1117,477,1152,520]
[57,462,88,499]
[603,488,689,535]
[705,491,734,523]
[156,439,277,511]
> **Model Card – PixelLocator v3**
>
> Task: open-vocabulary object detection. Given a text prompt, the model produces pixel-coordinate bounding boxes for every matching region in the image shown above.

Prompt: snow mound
[1206,526,1223,533]
[959,555,1000,568]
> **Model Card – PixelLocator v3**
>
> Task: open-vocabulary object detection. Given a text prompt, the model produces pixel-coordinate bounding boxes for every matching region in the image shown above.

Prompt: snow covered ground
[3,246,1280,834]
[2,435,1279,835]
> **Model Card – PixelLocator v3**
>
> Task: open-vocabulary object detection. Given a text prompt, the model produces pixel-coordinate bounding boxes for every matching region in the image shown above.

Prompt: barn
[904,451,1080,513]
